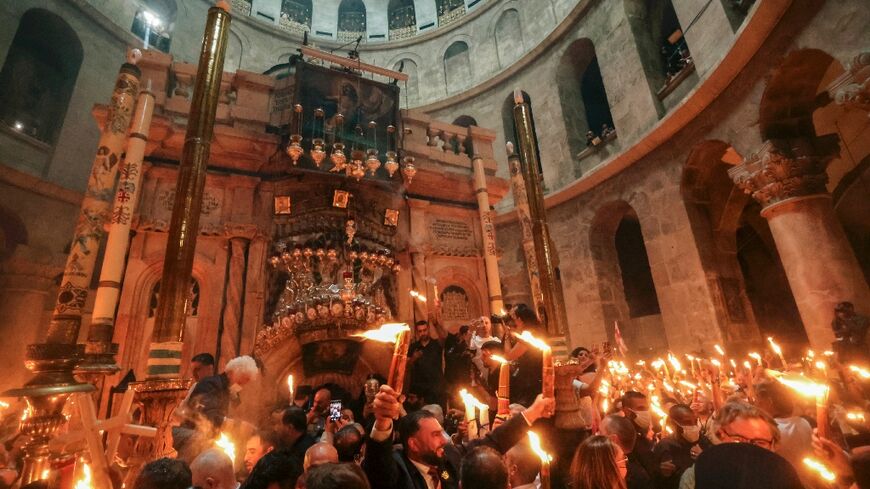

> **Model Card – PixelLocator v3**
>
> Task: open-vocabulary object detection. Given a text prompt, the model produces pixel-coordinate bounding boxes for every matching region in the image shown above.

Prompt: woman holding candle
[568,435,628,489]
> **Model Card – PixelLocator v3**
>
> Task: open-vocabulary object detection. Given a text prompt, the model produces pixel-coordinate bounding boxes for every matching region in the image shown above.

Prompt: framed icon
[333,190,350,208]
[384,208,399,226]
[274,196,292,215]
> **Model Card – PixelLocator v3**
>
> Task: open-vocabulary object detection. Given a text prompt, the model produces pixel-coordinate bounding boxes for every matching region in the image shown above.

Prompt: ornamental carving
[828,52,870,115]
[727,137,839,208]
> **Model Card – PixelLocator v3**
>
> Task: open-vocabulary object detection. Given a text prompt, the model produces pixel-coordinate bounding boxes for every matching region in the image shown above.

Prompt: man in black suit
[362,384,554,489]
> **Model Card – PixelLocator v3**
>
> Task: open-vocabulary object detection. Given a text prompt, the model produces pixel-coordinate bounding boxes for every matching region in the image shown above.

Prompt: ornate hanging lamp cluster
[285,104,416,184]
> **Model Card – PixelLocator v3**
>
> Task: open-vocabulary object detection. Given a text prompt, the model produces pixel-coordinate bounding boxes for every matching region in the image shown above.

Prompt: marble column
[729,137,870,350]
[471,154,504,315]
[407,199,431,322]
[217,226,255,367]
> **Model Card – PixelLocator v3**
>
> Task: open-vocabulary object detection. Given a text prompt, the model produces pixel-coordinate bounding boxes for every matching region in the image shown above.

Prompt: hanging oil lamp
[286,104,304,164]
[311,108,327,168]
[365,121,381,175]
[384,125,399,177]
[401,155,417,184]
[330,113,347,172]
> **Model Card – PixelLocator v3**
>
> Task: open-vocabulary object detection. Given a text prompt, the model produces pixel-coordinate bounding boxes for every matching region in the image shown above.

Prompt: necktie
[427,466,441,489]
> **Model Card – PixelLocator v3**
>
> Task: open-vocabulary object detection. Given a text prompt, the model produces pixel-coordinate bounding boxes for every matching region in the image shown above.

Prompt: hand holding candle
[490,354,511,417]
[767,337,788,370]
[769,370,830,438]
[517,331,554,401]
[357,323,412,395]
[528,431,553,489]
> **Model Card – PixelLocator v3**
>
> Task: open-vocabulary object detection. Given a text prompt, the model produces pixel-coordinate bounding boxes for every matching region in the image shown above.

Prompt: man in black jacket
[184,355,259,435]
[362,384,553,489]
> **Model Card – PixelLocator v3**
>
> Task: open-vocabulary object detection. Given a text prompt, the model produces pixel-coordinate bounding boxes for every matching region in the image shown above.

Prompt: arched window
[388,0,416,40]
[494,9,522,68]
[338,0,367,43]
[131,0,177,52]
[0,9,82,145]
[556,39,615,159]
[614,214,660,317]
[444,41,472,94]
[437,0,466,25]
[280,0,312,32]
[624,0,694,106]
[393,58,419,106]
[452,115,477,127]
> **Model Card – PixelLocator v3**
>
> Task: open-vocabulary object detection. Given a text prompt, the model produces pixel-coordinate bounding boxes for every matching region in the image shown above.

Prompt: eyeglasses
[719,428,774,449]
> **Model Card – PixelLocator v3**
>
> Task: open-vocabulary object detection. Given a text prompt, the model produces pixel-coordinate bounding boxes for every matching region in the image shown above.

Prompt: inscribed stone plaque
[429,218,474,247]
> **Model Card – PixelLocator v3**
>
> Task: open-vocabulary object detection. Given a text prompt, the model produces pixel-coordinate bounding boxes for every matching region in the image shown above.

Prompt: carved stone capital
[727,137,839,209]
[224,223,259,240]
[828,52,870,114]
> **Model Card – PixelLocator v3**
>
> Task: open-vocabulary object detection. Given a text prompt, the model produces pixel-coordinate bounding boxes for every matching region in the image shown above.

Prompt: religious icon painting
[384,208,399,226]
[333,190,350,208]
[274,196,292,215]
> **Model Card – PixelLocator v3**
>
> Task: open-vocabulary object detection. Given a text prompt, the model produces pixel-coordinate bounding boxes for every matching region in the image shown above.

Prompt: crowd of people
[1,302,869,489]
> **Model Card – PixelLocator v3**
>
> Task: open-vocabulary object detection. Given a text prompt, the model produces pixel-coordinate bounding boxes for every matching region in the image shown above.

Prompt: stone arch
[443,40,472,94]
[452,115,477,127]
[759,48,842,140]
[433,265,484,326]
[338,0,367,40]
[494,8,523,69]
[0,9,83,145]
[117,255,213,380]
[131,0,177,52]
[555,38,615,160]
[392,57,420,106]
[681,140,803,347]
[589,201,667,355]
[623,0,692,110]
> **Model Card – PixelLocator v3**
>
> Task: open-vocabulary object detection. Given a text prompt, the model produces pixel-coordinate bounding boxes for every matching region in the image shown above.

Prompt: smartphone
[329,400,342,421]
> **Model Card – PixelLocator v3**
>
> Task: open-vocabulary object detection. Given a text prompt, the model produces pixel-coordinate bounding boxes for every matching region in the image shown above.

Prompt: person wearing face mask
[620,391,657,478]
[653,404,701,489]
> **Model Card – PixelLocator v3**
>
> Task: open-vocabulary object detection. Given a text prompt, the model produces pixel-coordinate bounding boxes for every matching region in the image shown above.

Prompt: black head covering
[695,443,803,489]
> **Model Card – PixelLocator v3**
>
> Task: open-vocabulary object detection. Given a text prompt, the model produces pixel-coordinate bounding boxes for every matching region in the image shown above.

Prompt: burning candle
[358,323,412,395]
[748,352,762,367]
[767,337,788,369]
[287,374,294,403]
[849,365,870,379]
[459,389,489,439]
[490,354,511,417]
[517,331,553,399]
[714,344,726,357]
[74,463,92,489]
[528,431,552,489]
[802,458,836,482]
[216,432,236,464]
[409,290,427,303]
[686,355,697,378]
[772,372,830,438]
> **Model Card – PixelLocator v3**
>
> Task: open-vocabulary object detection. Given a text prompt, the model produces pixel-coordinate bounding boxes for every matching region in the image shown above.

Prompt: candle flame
[0,401,8,410]
[849,365,870,379]
[459,389,488,410]
[287,374,294,395]
[409,290,427,302]
[822,351,834,357]
[527,431,552,463]
[714,344,725,356]
[74,463,92,489]
[802,458,836,482]
[686,354,696,361]
[679,380,697,390]
[729,359,737,369]
[814,361,826,371]
[770,371,829,399]
[743,360,752,370]
[490,355,508,365]
[517,331,550,352]
[846,411,865,422]
[667,353,682,371]
[806,349,815,359]
[215,432,236,462]
[41,469,50,480]
[748,352,762,365]
[710,359,722,368]
[767,337,783,355]
[356,323,410,343]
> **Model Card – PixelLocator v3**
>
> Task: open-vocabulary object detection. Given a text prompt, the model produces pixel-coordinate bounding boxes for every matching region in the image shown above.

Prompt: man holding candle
[753,381,815,485]
[408,320,446,408]
[362,385,554,489]
[653,404,702,489]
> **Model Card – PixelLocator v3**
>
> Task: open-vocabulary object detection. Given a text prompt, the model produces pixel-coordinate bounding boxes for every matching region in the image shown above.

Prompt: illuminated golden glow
[490,355,508,365]
[459,389,488,410]
[527,431,553,463]
[846,411,866,422]
[714,344,725,356]
[849,365,870,379]
[215,432,236,462]
[356,323,411,343]
[748,352,762,366]
[409,290,427,302]
[767,337,783,356]
[667,353,682,372]
[287,374,294,398]
[769,371,829,399]
[517,331,551,352]
[802,458,836,482]
[74,463,92,489]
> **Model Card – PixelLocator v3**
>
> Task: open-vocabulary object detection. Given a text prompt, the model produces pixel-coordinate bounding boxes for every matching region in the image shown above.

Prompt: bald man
[190,449,236,489]
[303,442,338,472]
[505,443,540,489]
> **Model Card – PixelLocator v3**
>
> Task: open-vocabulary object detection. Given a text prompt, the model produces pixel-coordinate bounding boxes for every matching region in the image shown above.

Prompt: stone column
[506,147,544,318]
[407,199,430,322]
[729,137,870,350]
[217,226,255,367]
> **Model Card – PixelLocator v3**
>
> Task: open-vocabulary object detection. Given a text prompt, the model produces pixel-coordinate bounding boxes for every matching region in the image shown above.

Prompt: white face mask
[681,425,701,443]
[632,410,652,430]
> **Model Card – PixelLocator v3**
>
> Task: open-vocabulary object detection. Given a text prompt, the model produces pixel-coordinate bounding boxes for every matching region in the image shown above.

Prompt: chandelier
[269,219,399,333]
[285,104,417,184]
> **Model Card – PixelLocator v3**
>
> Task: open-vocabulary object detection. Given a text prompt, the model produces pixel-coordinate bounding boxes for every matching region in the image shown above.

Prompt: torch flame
[710,359,722,368]
[743,360,752,370]
[287,374,294,397]
[74,463,92,489]
[517,331,550,352]
[679,380,697,390]
[849,365,870,379]
[802,458,836,482]
[215,432,236,462]
[767,337,783,355]
[527,431,552,463]
[714,344,725,356]
[749,352,762,365]
[356,323,411,343]
[846,411,866,422]
[814,361,826,371]
[459,389,488,410]
[409,290,427,302]
[769,371,829,399]
[0,401,8,410]
[490,355,509,365]
[667,353,682,372]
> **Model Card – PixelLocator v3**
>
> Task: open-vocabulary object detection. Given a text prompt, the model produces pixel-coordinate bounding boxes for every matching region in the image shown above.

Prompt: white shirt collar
[409,458,438,489]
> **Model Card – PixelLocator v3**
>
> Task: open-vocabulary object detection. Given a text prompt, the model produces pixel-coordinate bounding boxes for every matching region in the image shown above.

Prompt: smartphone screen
[329,400,342,421]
